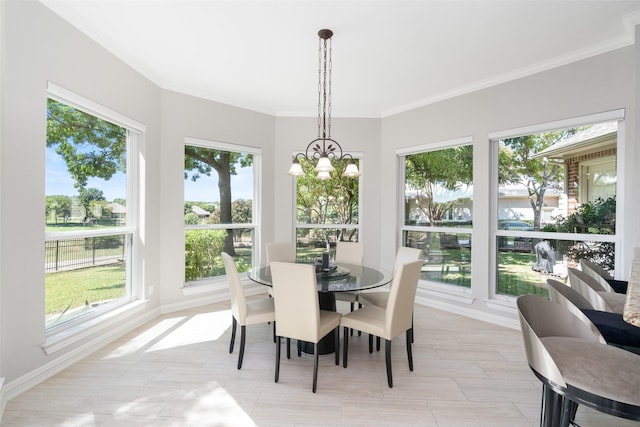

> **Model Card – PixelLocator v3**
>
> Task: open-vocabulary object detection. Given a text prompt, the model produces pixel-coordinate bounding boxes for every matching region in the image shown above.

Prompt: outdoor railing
[45,235,126,272]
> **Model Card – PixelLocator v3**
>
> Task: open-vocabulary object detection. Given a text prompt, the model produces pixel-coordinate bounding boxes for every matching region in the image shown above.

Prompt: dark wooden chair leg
[275,336,281,383]
[343,327,349,368]
[272,320,276,343]
[350,302,355,336]
[237,325,246,369]
[385,339,393,388]
[312,343,319,393]
[406,330,413,371]
[229,316,237,353]
[297,340,302,357]
[376,336,381,352]
[368,334,373,353]
[286,337,291,359]
[334,326,340,365]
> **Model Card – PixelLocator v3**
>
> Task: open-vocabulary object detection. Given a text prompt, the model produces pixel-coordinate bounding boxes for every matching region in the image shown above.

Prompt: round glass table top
[248,262,392,293]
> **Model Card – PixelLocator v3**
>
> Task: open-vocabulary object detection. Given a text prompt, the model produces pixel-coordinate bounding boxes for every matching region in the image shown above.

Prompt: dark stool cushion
[583,309,640,347]
[606,279,628,294]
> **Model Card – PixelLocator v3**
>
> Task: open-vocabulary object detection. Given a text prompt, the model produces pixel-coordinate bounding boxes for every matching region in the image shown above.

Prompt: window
[398,139,473,287]
[183,138,259,282]
[294,157,361,261]
[492,113,621,298]
[45,84,141,330]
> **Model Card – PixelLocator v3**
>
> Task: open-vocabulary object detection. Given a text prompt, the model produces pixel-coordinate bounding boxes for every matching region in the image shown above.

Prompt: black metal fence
[45,235,126,273]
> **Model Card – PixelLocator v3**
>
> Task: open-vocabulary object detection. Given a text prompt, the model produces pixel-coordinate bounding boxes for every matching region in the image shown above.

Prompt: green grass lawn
[45,264,126,316]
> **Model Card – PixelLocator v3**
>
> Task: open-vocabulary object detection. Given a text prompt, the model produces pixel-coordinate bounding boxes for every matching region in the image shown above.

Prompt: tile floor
[1,299,638,426]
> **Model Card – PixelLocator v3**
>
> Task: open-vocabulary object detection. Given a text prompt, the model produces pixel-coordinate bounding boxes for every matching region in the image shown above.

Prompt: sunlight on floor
[184,384,257,426]
[148,310,231,352]
[102,309,231,359]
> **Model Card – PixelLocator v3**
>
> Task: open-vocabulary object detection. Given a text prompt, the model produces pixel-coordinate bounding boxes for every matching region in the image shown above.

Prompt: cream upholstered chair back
[385,260,422,338]
[222,252,247,323]
[335,241,364,265]
[270,262,321,343]
[392,247,423,273]
[579,259,615,293]
[517,295,604,388]
[546,279,606,344]
[567,267,613,312]
[266,241,296,264]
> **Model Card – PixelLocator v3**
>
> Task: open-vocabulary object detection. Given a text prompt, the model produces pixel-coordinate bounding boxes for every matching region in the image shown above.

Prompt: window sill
[42,299,151,355]
[182,275,266,297]
[417,280,475,305]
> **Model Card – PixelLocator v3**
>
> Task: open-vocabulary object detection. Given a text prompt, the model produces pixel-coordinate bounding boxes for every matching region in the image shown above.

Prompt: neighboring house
[191,205,210,218]
[497,185,565,225]
[536,122,617,215]
[405,185,563,225]
[106,202,126,219]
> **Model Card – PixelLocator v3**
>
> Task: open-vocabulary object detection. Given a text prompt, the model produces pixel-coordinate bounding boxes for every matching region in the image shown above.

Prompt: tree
[231,199,253,242]
[405,146,473,225]
[47,99,126,192]
[45,195,72,223]
[78,187,105,220]
[295,158,359,247]
[500,130,574,230]
[184,146,253,255]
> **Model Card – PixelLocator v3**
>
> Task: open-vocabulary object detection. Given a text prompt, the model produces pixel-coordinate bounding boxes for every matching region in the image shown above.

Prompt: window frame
[44,81,144,335]
[183,136,262,286]
[292,152,363,258]
[489,109,625,301]
[397,136,474,294]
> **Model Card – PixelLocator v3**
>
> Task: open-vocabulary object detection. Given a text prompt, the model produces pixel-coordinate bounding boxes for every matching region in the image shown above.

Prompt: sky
[46,146,254,202]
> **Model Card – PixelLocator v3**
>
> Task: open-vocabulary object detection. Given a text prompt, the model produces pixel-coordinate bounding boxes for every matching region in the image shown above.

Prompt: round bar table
[248,262,392,354]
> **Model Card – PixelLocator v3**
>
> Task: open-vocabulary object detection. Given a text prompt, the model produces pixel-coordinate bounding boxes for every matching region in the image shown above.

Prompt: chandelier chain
[317,35,322,140]
[287,28,360,179]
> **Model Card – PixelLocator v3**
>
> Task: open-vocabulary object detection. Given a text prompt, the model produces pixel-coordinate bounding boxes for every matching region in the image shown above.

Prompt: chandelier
[287,29,361,180]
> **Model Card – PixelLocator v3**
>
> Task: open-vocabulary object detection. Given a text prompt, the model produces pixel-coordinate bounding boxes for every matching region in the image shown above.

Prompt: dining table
[248,262,392,354]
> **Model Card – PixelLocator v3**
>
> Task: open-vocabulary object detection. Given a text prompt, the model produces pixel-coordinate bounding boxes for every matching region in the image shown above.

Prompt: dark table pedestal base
[300,292,337,355]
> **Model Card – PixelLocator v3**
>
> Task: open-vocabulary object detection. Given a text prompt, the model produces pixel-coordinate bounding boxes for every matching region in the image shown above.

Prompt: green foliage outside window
[543,196,616,271]
[184,229,227,281]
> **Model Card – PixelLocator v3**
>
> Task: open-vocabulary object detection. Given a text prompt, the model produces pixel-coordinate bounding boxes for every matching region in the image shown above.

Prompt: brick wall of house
[564,147,616,214]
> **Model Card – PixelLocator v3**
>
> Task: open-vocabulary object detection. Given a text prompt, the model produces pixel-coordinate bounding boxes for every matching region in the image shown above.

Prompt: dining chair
[266,241,296,263]
[334,241,365,333]
[340,260,423,388]
[546,278,640,353]
[358,246,423,344]
[579,259,617,293]
[580,258,627,294]
[567,267,626,314]
[517,294,640,426]
[265,241,296,299]
[269,261,341,393]
[221,252,276,370]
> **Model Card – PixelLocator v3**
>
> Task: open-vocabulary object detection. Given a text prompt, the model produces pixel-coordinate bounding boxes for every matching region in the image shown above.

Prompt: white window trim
[182,137,262,287]
[489,109,625,299]
[396,137,474,295]
[44,83,144,351]
[292,152,364,249]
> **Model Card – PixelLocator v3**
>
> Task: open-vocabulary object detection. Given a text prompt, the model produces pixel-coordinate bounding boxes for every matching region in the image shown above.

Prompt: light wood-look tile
[1,300,637,426]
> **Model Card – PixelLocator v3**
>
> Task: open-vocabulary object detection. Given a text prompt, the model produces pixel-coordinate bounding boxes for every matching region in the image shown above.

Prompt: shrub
[543,196,615,271]
[184,229,226,281]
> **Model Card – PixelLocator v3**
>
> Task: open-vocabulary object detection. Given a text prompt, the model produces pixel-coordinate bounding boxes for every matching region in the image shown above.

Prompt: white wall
[0,1,278,385]
[381,46,636,314]
[1,0,638,396]
[158,90,275,305]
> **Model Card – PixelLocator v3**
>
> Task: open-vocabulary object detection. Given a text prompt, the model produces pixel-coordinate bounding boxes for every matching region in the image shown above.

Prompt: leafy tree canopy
[47,99,126,191]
